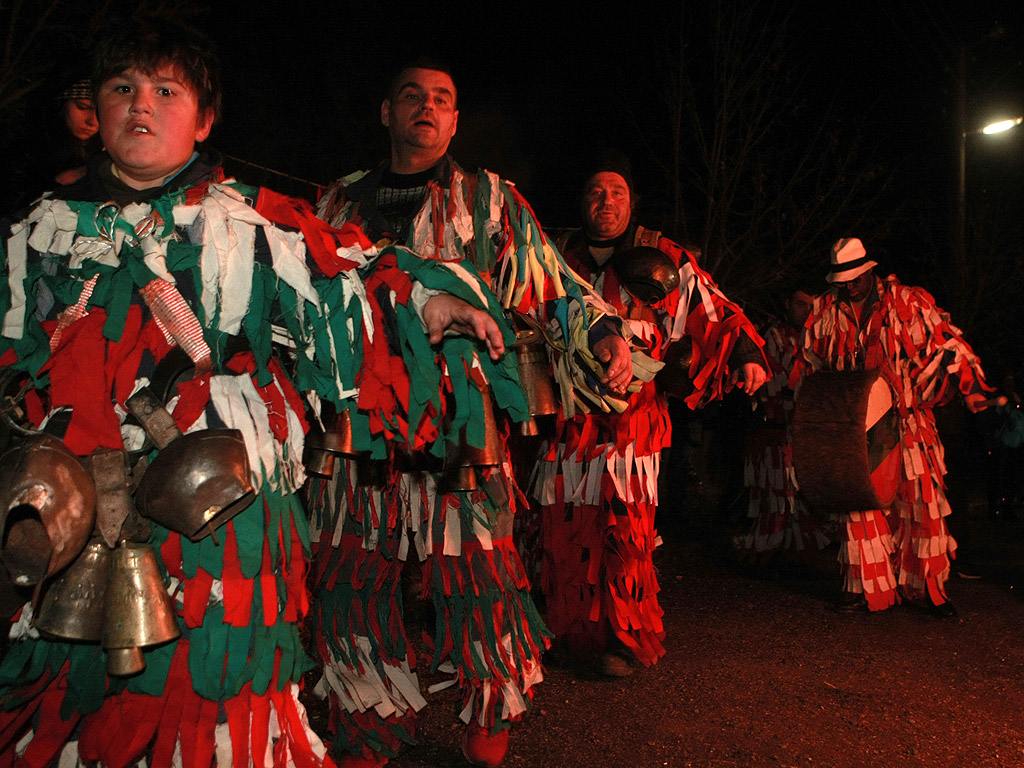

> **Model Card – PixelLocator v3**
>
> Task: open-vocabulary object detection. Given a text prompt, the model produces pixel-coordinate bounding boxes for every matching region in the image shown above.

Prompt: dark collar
[56,150,224,205]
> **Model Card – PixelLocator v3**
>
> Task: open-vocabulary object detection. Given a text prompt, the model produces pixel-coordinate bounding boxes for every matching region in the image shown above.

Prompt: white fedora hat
[827,237,877,283]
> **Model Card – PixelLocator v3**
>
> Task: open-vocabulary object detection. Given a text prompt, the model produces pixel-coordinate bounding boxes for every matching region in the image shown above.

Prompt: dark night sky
[8,1,1022,231]
[204,2,1022,220]
[202,0,1024,365]
[4,0,1023,361]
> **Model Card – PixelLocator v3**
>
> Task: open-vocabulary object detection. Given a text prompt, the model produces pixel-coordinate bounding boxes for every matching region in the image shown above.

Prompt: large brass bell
[512,328,558,436]
[444,383,506,492]
[102,540,179,676]
[35,539,112,641]
[0,435,95,586]
[609,246,681,305]
[128,389,255,541]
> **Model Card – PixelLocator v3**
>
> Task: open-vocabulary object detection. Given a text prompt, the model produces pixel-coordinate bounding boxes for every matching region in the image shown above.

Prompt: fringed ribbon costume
[312,157,624,760]
[792,274,988,610]
[739,322,827,561]
[532,226,764,667]
[0,153,518,768]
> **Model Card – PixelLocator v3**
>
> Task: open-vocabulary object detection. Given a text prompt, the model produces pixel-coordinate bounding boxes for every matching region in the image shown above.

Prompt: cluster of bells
[305,325,560,491]
[303,245,691,487]
[0,388,255,677]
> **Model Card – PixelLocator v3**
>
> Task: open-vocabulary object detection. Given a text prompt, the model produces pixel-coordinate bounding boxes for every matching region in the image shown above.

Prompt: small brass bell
[444,384,506,492]
[35,539,112,642]
[512,328,558,436]
[609,246,681,305]
[305,405,366,479]
[102,540,179,676]
[106,646,146,677]
[304,449,336,480]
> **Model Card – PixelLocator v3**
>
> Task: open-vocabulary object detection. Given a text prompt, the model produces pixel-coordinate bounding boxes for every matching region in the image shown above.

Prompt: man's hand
[729,362,768,395]
[964,392,996,414]
[593,335,633,393]
[423,294,505,360]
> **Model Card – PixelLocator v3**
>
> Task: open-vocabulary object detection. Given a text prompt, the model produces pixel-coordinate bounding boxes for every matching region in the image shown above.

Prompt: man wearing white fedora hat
[793,237,990,616]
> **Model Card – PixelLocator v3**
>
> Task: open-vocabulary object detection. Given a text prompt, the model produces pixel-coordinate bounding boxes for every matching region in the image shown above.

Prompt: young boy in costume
[0,19,515,768]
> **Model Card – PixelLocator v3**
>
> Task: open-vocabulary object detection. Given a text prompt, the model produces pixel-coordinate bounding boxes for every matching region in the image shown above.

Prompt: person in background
[793,237,990,616]
[314,60,634,767]
[54,74,101,185]
[737,282,829,572]
[0,19,510,768]
[534,152,766,677]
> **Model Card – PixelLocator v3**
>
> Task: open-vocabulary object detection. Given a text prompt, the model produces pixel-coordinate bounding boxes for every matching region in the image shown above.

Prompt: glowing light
[981,117,1024,134]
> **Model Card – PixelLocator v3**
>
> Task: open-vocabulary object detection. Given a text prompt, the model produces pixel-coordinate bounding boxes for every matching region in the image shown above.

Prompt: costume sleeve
[350,245,529,460]
[883,281,989,407]
[256,185,530,460]
[658,240,765,409]
[760,325,790,400]
[790,292,855,390]
[481,177,635,417]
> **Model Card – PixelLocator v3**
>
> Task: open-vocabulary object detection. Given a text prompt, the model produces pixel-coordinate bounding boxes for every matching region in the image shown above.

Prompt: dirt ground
[304,494,1024,768]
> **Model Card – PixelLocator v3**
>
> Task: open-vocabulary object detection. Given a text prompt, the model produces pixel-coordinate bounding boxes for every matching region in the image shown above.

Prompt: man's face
[97,65,213,190]
[583,172,632,240]
[836,270,874,304]
[785,290,814,328]
[382,68,459,159]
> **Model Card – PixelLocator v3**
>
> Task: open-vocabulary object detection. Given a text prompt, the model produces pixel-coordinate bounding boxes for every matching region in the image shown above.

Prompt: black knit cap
[583,148,634,193]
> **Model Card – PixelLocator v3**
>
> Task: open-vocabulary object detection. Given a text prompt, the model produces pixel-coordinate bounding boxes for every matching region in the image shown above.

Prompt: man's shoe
[832,591,869,613]
[902,594,958,619]
[929,599,958,619]
[600,652,635,677]
[462,721,509,767]
[952,561,982,580]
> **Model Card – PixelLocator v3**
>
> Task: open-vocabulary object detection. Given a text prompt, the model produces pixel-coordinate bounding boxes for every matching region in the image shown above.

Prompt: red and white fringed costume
[739,322,828,562]
[792,274,989,609]
[533,226,764,667]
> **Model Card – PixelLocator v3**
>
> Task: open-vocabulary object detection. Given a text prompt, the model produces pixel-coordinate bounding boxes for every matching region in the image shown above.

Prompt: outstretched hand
[964,392,994,414]
[729,362,768,395]
[593,335,633,393]
[423,294,506,360]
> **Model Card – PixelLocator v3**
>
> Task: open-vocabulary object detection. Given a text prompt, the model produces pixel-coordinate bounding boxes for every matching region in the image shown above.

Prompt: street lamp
[955,114,1024,286]
[981,117,1024,135]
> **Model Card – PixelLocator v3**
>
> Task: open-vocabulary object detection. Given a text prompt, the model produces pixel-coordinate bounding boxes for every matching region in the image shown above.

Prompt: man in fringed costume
[737,284,829,568]
[792,237,989,614]
[532,155,767,677]
[314,62,635,767]
[0,21,517,768]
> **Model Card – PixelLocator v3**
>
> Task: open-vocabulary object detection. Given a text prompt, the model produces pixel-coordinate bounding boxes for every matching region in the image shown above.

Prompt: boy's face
[97,64,213,190]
